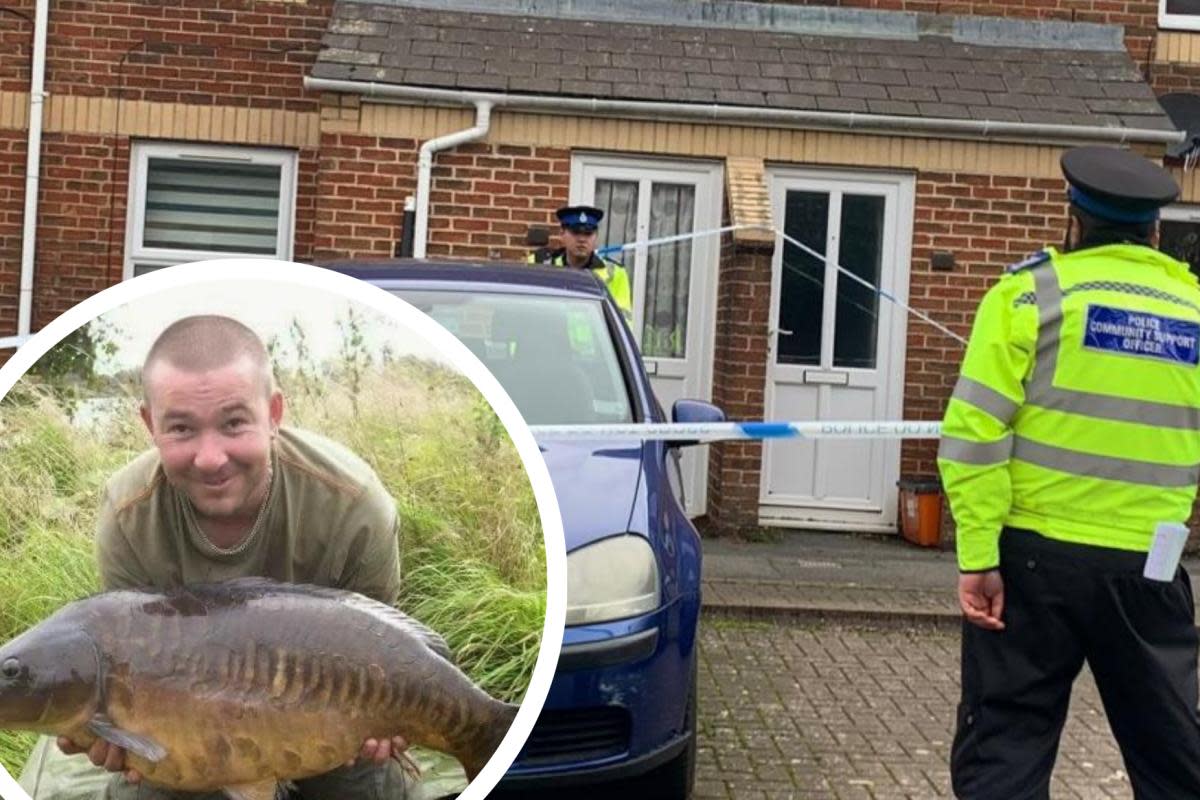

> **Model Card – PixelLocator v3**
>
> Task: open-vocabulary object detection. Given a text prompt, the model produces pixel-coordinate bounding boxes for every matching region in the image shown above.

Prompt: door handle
[770,328,794,336]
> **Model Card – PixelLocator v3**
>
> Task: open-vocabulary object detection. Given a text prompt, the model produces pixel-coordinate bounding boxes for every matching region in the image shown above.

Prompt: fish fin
[86,714,166,763]
[186,578,455,661]
[222,781,283,800]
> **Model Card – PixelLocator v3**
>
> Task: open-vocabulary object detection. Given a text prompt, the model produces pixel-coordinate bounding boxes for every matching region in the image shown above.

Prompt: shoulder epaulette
[1006,250,1050,274]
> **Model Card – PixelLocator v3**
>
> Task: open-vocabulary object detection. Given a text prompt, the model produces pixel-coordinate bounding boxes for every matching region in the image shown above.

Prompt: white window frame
[1160,0,1200,32]
[124,141,297,279]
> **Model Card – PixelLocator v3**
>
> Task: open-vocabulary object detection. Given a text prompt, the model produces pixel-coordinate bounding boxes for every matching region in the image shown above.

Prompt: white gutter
[9,0,49,352]
[304,77,1185,147]
[413,100,492,259]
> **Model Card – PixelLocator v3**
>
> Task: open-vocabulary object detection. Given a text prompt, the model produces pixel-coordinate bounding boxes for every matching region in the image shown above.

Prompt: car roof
[322,258,609,300]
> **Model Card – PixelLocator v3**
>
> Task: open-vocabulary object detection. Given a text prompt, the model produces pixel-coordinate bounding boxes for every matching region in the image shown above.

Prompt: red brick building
[4,0,1200,535]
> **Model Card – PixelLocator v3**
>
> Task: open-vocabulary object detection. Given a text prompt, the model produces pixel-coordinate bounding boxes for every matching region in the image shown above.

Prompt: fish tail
[461,701,520,781]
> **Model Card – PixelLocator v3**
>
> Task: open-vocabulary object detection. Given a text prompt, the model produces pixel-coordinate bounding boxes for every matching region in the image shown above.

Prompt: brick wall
[0,130,24,333]
[30,133,127,327]
[34,0,331,112]
[0,2,34,92]
[707,230,773,531]
[901,170,1069,478]
[424,143,571,261]
[311,133,416,261]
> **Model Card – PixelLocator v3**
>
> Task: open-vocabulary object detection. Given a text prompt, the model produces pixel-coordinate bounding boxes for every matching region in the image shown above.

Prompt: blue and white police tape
[527,420,942,442]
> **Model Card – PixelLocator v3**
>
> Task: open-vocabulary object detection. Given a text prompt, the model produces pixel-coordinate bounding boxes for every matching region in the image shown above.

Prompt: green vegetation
[0,339,546,776]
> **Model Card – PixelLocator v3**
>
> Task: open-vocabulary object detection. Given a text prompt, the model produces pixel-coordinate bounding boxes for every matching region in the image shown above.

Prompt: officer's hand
[349,735,409,767]
[958,570,1005,630]
[56,737,143,783]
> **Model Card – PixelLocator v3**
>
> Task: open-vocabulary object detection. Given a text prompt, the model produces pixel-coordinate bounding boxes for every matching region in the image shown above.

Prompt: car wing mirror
[669,399,726,448]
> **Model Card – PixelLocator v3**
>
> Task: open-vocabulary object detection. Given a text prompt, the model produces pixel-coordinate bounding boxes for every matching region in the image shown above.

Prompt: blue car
[330,260,723,798]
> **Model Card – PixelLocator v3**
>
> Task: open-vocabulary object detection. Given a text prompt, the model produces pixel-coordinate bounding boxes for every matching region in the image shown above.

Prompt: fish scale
[0,578,520,796]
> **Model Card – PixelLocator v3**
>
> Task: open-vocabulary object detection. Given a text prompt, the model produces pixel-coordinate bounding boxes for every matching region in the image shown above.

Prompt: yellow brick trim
[360,103,1071,179]
[725,157,774,246]
[1158,31,1200,64]
[0,91,320,147]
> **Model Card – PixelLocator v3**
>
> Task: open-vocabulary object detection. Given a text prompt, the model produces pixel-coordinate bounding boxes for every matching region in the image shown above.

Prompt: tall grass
[0,355,546,777]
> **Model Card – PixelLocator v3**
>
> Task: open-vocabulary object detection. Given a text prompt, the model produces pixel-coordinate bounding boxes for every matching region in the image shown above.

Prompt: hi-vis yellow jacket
[527,249,633,317]
[938,244,1200,572]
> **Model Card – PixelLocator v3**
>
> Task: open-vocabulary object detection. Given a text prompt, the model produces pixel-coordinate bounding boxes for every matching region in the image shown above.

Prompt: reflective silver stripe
[1021,261,1200,430]
[1026,262,1062,399]
[951,376,1019,424]
[938,434,1013,465]
[1029,387,1200,430]
[1013,436,1200,487]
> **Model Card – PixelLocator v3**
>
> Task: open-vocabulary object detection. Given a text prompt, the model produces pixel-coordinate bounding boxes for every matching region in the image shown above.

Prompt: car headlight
[566,534,660,625]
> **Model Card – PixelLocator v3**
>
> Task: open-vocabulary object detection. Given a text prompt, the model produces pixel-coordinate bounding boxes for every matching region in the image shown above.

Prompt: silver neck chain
[184,465,275,558]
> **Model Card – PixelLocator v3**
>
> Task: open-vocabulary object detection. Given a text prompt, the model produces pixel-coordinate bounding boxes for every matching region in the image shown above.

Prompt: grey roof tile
[761,63,811,80]
[938,89,988,106]
[955,73,1006,92]
[788,79,839,96]
[509,76,563,93]
[380,53,434,70]
[767,92,817,110]
[918,102,971,117]
[716,89,769,105]
[859,68,907,86]
[314,3,1174,133]
[685,42,734,60]
[889,85,939,102]
[739,76,790,93]
[690,73,740,91]
[840,83,889,100]
[817,96,869,112]
[968,105,1022,122]
[906,71,957,88]
[868,99,920,115]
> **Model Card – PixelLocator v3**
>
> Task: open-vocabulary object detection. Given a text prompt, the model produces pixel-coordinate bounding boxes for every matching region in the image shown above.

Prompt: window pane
[143,159,281,254]
[833,194,885,369]
[642,183,695,359]
[1166,0,1200,14]
[777,190,829,366]
[395,291,634,425]
[1160,219,1200,280]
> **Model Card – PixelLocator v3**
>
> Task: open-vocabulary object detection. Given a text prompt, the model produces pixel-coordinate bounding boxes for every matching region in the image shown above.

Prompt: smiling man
[24,315,465,800]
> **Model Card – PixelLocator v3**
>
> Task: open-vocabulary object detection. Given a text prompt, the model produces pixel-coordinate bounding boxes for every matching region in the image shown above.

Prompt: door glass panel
[642,183,695,358]
[833,194,885,369]
[594,179,638,274]
[778,190,829,365]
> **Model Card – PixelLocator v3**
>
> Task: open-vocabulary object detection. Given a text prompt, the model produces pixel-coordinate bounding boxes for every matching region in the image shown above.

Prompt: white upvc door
[760,168,914,531]
[572,154,723,516]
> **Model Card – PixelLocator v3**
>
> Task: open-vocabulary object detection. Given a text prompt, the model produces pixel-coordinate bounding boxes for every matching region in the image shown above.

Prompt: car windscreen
[395,289,634,425]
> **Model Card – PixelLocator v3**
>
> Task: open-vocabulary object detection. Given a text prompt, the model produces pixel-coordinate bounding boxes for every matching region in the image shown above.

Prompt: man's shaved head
[142,315,273,405]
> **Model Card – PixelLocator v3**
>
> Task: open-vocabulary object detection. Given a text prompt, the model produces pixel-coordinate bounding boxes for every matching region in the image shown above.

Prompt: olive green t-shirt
[95,426,401,605]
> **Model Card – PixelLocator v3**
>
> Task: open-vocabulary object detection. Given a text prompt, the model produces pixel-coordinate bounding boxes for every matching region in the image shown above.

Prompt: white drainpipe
[413,100,492,259]
[1,0,49,351]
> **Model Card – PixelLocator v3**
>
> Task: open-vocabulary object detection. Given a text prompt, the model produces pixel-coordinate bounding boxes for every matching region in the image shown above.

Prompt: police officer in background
[938,146,1200,799]
[528,204,632,317]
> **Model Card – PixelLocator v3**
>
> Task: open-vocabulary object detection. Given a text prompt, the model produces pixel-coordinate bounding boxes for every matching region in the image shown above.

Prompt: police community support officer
[938,146,1200,800]
[528,204,633,317]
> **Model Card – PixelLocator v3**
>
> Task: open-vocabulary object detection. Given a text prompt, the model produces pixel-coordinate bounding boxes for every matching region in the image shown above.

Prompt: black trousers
[952,527,1200,800]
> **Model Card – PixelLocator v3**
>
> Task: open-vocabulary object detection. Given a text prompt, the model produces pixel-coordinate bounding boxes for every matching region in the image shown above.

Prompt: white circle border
[0,259,566,800]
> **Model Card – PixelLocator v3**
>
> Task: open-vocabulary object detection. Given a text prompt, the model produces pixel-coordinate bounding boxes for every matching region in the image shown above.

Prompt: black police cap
[556,205,604,231]
[1061,146,1178,224]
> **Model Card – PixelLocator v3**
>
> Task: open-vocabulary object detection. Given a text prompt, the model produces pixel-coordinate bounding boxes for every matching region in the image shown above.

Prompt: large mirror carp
[0,578,522,799]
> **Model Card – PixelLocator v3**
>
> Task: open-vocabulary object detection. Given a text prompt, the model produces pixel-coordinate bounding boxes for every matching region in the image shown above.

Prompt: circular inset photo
[0,261,564,800]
